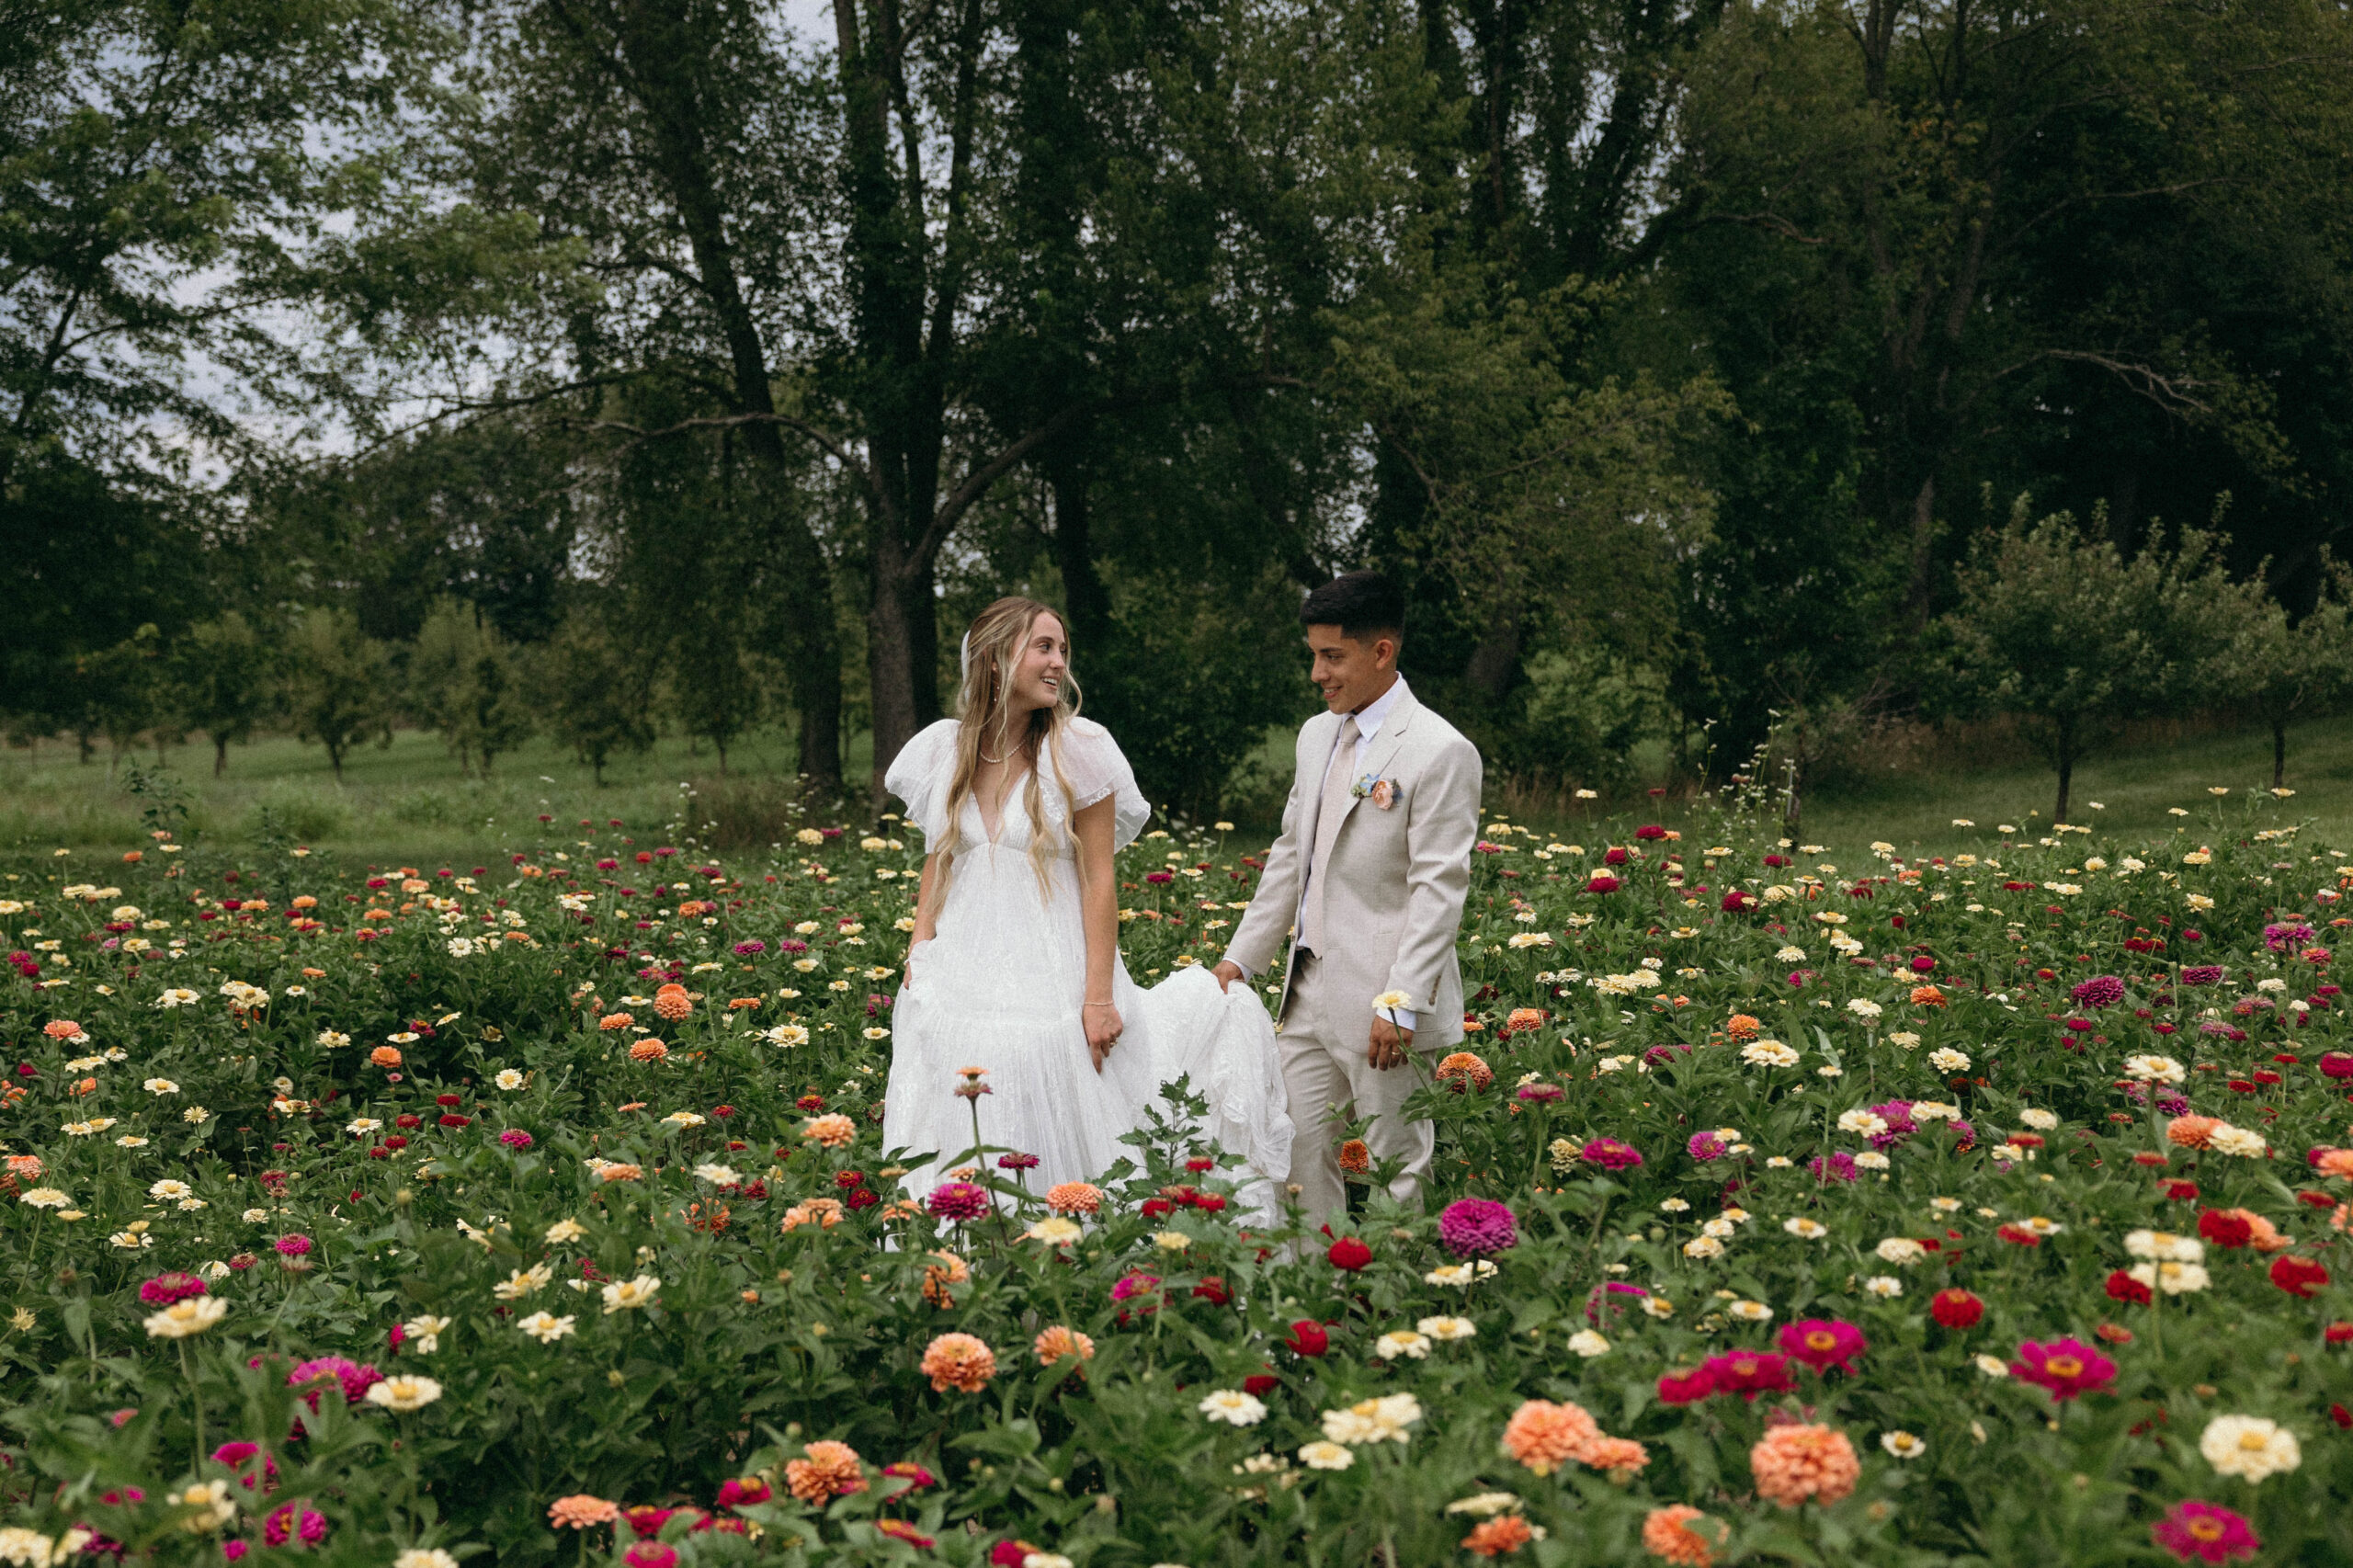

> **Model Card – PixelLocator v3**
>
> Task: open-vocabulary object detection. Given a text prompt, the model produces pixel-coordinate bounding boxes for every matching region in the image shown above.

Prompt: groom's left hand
[1368,1017,1413,1070]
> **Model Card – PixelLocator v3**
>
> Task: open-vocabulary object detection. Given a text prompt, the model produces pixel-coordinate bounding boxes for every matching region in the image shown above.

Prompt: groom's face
[1304,624,1398,714]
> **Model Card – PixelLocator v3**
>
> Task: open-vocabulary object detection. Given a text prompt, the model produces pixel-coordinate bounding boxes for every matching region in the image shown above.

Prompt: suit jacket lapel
[1325,689,1417,843]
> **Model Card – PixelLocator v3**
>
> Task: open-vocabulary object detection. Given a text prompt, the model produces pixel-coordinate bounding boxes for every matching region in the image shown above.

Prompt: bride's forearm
[1072,797,1120,1004]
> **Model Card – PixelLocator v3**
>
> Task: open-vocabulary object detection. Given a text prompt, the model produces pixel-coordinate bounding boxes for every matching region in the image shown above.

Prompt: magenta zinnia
[2151,1500,2259,1563]
[1779,1318,1868,1374]
[1579,1137,1643,1171]
[1437,1199,1518,1258]
[926,1181,990,1221]
[2008,1337,2117,1403]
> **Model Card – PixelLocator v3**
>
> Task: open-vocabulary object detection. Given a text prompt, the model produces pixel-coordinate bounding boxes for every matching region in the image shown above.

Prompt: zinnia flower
[1749,1424,1860,1508]
[1033,1325,1095,1366]
[1438,1199,1518,1258]
[2198,1415,2300,1482]
[1580,1137,1643,1171]
[1461,1516,1538,1557]
[2009,1337,2117,1403]
[783,1439,867,1503]
[1642,1506,1724,1566]
[920,1332,995,1392]
[2151,1500,2260,1563]
[1435,1051,1495,1092]
[547,1495,620,1529]
[1929,1288,1983,1328]
[1702,1350,1794,1401]
[1779,1319,1867,1374]
[1043,1182,1102,1216]
[1498,1399,1599,1476]
[926,1181,990,1221]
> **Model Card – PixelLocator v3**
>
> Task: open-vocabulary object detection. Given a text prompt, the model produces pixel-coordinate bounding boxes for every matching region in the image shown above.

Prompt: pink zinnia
[926,1182,990,1221]
[138,1272,208,1306]
[1701,1350,1794,1401]
[1779,1318,1868,1374]
[1580,1137,1643,1171]
[1687,1131,1727,1162]
[2009,1337,2116,1403]
[275,1234,313,1257]
[1656,1365,1715,1404]
[2151,1500,2259,1563]
[499,1129,534,1149]
[284,1357,382,1411]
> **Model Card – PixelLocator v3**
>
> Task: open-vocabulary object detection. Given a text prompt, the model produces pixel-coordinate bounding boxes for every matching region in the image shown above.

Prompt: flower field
[2,800,2351,1568]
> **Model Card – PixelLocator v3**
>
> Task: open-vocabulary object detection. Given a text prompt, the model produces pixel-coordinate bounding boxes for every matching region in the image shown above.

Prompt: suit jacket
[1224,684,1483,1046]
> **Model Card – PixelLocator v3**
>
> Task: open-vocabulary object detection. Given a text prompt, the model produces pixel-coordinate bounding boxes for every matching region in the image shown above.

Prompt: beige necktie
[1299,715,1358,955]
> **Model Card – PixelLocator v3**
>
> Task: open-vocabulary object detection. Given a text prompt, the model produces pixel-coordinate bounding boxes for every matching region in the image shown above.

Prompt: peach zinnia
[1045,1182,1103,1216]
[1436,1051,1495,1092]
[547,1494,620,1529]
[629,1040,668,1063]
[2167,1115,2221,1151]
[783,1439,867,1503]
[598,1013,635,1031]
[1581,1436,1649,1475]
[370,1047,403,1068]
[922,1250,969,1308]
[1750,1424,1859,1508]
[1033,1324,1097,1366]
[653,985,693,1022]
[1724,1014,1761,1041]
[920,1332,996,1393]
[42,1020,84,1041]
[1642,1506,1722,1566]
[780,1198,844,1232]
[1499,1398,1601,1476]
[802,1113,857,1148]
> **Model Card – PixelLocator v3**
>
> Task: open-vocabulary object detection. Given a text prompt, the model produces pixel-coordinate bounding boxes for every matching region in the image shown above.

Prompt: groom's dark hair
[1301,570,1405,645]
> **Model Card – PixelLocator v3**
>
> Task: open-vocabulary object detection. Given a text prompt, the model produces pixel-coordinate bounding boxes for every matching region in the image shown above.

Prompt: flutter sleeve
[885,720,963,844]
[1056,717,1153,851]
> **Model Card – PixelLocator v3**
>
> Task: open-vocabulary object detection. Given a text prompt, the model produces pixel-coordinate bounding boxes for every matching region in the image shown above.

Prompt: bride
[881,596,1293,1216]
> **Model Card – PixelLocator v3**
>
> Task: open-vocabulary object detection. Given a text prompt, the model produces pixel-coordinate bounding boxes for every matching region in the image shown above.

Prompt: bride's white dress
[881,717,1293,1220]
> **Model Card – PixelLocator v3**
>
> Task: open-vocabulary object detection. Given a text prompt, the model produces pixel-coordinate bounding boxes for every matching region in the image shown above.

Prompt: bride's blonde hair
[934,597,1086,899]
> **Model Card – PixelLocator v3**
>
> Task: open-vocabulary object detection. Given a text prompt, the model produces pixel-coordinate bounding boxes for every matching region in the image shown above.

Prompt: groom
[1214,571,1482,1220]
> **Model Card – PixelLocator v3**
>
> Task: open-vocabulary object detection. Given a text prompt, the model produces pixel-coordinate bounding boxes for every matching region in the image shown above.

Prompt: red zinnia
[1286,1320,1329,1357]
[2106,1269,2154,1306]
[1656,1365,1716,1405]
[1929,1288,1984,1329]
[2268,1256,2330,1299]
[2196,1210,2253,1249]
[1325,1235,1372,1271]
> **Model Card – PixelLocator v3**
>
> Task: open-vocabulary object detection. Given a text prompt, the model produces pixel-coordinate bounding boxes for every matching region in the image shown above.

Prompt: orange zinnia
[1337,1139,1372,1175]
[653,984,693,1021]
[2166,1114,2221,1150]
[370,1046,403,1067]
[629,1040,668,1063]
[1044,1182,1103,1216]
[1641,1506,1722,1566]
[1725,1014,1761,1041]
[1033,1324,1096,1366]
[1908,985,1947,1007]
[598,1013,635,1031]
[1436,1051,1495,1092]
[546,1494,620,1529]
[1462,1517,1536,1557]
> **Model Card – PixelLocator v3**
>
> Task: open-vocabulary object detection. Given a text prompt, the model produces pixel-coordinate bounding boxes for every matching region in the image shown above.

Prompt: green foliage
[410,601,535,778]
[2230,558,2353,788]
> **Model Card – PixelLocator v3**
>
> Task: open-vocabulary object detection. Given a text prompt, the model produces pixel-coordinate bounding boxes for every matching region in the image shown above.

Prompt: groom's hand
[1211,960,1245,993]
[1369,1017,1413,1070]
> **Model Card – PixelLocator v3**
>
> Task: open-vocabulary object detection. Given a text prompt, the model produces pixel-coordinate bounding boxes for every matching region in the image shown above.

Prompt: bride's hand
[1084,1001,1124,1074]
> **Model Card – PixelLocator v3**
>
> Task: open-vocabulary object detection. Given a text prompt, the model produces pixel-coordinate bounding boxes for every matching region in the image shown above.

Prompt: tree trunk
[1048,442,1112,658]
[1905,472,1938,628]
[867,532,921,805]
[2053,732,2073,827]
[2274,721,2287,790]
[214,737,228,777]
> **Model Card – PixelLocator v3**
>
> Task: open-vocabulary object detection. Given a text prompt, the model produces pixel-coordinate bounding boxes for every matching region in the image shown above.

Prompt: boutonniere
[1350,775,1398,810]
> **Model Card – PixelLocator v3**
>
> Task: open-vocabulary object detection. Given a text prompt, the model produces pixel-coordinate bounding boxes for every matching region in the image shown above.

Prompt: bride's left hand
[1084,1002,1125,1074]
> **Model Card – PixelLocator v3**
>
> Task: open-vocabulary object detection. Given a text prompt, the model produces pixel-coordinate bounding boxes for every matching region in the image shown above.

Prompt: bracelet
[1083,1000,1118,1010]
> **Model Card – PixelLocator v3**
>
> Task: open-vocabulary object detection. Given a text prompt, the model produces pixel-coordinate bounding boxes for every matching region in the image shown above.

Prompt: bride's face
[1004,612,1070,714]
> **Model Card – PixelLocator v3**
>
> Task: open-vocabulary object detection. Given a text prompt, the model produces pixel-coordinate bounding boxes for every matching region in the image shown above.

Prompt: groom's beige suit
[1223,678,1482,1219]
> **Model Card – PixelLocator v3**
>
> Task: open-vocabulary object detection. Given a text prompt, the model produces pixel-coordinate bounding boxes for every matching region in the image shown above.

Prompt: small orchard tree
[173,613,275,776]
[2232,559,2353,789]
[1939,505,2245,824]
[546,611,654,785]
[411,600,535,775]
[284,608,389,782]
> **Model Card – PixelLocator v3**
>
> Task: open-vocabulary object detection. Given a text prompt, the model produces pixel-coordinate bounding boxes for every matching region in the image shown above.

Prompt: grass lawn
[5,709,2349,864]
